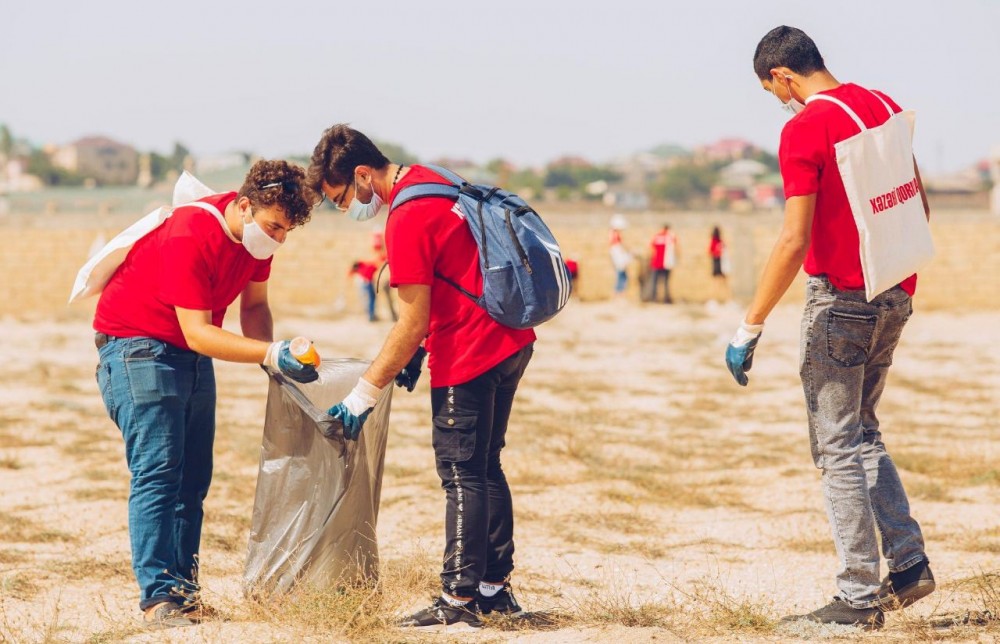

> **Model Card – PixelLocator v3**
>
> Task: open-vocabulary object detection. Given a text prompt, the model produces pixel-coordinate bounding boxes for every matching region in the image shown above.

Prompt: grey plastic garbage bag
[243,359,392,597]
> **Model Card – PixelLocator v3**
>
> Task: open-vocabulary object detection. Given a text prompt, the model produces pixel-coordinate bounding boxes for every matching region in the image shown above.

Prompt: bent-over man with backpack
[307,125,570,631]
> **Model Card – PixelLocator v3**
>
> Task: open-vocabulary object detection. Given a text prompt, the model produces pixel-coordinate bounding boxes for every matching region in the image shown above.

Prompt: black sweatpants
[430,345,533,597]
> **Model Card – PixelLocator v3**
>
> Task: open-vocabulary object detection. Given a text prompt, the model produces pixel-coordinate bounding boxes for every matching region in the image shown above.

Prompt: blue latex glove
[725,322,763,386]
[395,346,427,392]
[326,377,380,440]
[265,341,319,383]
[328,403,372,440]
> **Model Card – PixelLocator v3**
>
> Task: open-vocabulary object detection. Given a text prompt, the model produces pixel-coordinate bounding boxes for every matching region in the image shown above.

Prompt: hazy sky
[2,0,997,174]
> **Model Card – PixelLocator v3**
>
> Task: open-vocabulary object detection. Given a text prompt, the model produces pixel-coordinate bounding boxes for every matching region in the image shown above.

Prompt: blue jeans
[614,270,627,294]
[800,277,927,608]
[96,336,216,609]
[362,282,377,321]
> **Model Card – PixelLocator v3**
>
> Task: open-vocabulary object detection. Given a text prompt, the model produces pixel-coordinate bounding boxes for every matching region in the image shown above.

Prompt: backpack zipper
[504,209,532,273]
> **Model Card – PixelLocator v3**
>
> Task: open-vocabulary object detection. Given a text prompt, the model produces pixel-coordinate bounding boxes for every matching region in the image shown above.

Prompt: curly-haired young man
[93,159,318,628]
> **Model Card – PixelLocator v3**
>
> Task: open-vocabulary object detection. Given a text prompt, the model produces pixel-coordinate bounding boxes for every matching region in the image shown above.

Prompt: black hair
[753,26,826,80]
[307,124,390,192]
[712,226,722,242]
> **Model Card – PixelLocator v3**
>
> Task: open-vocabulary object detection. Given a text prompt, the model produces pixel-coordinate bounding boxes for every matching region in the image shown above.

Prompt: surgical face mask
[773,75,805,115]
[344,177,383,222]
[242,206,282,259]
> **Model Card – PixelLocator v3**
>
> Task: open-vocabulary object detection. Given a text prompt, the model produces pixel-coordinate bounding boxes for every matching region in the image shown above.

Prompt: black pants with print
[430,344,533,597]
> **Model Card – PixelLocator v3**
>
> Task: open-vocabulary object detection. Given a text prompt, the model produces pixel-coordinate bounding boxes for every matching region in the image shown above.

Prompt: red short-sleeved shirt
[351,261,378,283]
[779,83,917,295]
[93,192,272,350]
[385,165,536,387]
[709,237,725,259]
[649,230,676,269]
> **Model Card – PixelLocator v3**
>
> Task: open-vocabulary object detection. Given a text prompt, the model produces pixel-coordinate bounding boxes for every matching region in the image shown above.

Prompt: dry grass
[782,536,836,555]
[0,430,47,449]
[47,557,133,582]
[237,552,441,641]
[0,454,21,470]
[0,512,74,544]
[682,580,778,636]
[0,574,42,601]
[893,450,1000,487]
[70,486,124,502]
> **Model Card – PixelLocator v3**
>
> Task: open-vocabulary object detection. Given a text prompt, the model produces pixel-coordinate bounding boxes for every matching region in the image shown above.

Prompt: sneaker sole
[399,622,483,632]
[882,579,936,611]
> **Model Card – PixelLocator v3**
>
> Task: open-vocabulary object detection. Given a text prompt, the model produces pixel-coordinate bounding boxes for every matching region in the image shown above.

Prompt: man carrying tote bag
[725,26,935,630]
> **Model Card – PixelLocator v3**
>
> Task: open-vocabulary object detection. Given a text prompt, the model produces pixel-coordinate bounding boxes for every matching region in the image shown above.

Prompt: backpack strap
[390,183,461,212]
[423,164,467,186]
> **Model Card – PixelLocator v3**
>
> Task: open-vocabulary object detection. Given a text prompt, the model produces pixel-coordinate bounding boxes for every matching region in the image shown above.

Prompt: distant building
[0,158,43,192]
[602,189,650,211]
[53,136,139,185]
[694,138,758,164]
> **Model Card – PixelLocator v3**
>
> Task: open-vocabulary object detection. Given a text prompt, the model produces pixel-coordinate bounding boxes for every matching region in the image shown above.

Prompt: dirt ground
[1,297,998,643]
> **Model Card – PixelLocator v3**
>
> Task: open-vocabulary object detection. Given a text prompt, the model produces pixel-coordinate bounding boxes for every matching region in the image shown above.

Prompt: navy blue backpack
[389,165,571,329]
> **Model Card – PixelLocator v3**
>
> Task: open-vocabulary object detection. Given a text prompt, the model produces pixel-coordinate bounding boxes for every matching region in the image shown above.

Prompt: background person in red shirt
[725,26,933,630]
[349,260,379,322]
[649,224,678,303]
[708,226,730,303]
[93,160,318,628]
[308,125,535,631]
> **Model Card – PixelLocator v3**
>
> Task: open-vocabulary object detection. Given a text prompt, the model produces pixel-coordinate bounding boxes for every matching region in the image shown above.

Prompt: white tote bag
[807,91,934,301]
[68,172,219,303]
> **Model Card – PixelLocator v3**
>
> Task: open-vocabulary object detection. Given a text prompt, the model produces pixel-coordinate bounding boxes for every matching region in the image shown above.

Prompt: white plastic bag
[807,91,934,301]
[67,172,216,303]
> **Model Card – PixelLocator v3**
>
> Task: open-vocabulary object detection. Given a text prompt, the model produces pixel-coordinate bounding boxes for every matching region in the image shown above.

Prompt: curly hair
[238,159,316,227]
[306,124,390,195]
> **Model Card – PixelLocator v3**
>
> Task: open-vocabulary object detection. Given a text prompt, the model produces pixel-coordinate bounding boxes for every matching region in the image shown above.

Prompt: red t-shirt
[649,230,676,269]
[93,192,272,350]
[779,83,917,295]
[350,261,378,282]
[385,165,536,387]
[709,237,725,259]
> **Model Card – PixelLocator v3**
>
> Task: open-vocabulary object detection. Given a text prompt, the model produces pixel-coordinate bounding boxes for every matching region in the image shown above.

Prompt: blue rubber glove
[327,377,380,440]
[725,321,763,386]
[395,346,427,392]
[328,403,372,440]
[264,341,319,383]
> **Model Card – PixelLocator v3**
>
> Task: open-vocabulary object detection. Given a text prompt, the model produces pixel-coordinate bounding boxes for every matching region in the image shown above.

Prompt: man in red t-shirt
[649,224,678,303]
[308,126,535,630]
[92,160,317,628]
[725,27,933,629]
[349,260,379,321]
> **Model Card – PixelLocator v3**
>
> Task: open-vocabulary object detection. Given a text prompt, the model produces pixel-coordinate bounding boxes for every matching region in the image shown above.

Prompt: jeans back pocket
[826,310,878,367]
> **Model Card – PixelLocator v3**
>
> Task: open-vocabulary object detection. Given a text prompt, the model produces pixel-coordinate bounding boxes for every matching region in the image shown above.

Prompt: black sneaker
[398,597,483,631]
[782,597,884,631]
[478,582,524,616]
[878,559,935,610]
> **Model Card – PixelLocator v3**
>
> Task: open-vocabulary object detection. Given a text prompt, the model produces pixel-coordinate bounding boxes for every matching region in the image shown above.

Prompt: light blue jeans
[96,336,216,609]
[800,276,927,608]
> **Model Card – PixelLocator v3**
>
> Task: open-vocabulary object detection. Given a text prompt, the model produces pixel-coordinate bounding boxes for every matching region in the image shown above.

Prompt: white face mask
[773,75,805,115]
[344,176,383,222]
[241,206,282,259]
